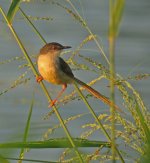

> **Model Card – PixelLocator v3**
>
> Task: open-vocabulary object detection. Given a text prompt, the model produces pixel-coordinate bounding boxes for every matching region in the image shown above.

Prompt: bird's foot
[48,99,58,107]
[36,75,43,83]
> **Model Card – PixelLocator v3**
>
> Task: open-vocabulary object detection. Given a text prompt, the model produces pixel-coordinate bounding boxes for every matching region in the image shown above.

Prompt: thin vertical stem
[19,7,47,44]
[109,0,116,162]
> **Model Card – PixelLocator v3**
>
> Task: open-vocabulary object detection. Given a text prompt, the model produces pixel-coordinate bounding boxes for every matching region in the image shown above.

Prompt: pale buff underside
[37,53,73,85]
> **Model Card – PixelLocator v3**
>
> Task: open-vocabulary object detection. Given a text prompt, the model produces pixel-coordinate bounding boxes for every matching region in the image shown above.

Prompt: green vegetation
[0,0,149,162]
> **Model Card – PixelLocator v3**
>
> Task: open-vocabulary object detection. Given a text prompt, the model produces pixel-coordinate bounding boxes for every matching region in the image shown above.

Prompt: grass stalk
[109,1,117,162]
[109,0,125,162]
[0,6,83,163]
[19,7,47,44]
[18,94,34,163]
[4,157,58,163]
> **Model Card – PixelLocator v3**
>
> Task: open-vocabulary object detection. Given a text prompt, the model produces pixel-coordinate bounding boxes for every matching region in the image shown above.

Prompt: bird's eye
[55,46,59,50]
[55,46,61,50]
[52,46,56,50]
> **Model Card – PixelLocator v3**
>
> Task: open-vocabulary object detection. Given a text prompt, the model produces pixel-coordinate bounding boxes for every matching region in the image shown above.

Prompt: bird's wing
[58,57,74,78]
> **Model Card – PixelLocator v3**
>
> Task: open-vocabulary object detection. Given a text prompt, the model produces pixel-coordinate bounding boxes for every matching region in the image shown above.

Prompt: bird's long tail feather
[73,77,122,113]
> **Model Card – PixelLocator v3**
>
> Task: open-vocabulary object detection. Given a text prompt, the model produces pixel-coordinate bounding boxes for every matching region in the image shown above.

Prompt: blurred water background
[0,0,150,162]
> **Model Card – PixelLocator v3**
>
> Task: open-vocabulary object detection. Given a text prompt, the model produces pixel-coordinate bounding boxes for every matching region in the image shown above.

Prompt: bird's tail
[73,77,122,113]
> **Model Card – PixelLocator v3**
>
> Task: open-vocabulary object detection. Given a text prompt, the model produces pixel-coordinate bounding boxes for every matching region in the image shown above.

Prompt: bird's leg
[36,75,43,83]
[49,84,67,107]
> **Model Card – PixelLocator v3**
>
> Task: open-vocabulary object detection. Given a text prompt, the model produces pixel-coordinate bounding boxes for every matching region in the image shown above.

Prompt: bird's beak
[62,46,72,49]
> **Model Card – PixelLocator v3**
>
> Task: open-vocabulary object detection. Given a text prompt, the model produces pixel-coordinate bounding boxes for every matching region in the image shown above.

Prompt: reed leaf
[4,157,57,163]
[7,0,22,23]
[0,155,9,163]
[0,138,111,148]
[110,0,125,37]
[135,101,150,142]
[19,95,34,163]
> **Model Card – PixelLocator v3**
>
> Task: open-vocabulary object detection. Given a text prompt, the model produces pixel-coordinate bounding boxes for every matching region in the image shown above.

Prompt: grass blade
[5,157,58,163]
[18,95,34,163]
[135,102,150,142]
[0,154,9,163]
[110,0,125,37]
[135,101,150,162]
[114,0,125,32]
[0,138,111,148]
[7,0,22,23]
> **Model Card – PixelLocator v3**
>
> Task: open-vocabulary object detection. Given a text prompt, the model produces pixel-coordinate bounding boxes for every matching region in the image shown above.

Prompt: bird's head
[40,42,71,56]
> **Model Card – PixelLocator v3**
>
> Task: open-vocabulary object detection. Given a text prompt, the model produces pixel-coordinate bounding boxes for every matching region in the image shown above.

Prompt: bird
[36,42,121,112]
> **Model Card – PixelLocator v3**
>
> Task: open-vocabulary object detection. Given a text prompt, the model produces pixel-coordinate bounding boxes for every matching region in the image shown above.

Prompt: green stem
[19,7,47,44]
[109,1,116,162]
[0,6,83,163]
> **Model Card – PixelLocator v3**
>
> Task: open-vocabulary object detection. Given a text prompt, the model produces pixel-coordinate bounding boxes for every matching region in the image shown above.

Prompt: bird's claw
[36,76,43,83]
[48,99,58,107]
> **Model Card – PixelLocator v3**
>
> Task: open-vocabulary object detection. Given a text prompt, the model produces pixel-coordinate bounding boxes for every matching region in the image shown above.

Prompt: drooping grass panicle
[0,71,30,96]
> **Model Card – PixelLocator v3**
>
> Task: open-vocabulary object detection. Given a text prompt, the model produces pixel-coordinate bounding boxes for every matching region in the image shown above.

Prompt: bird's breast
[37,55,72,84]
